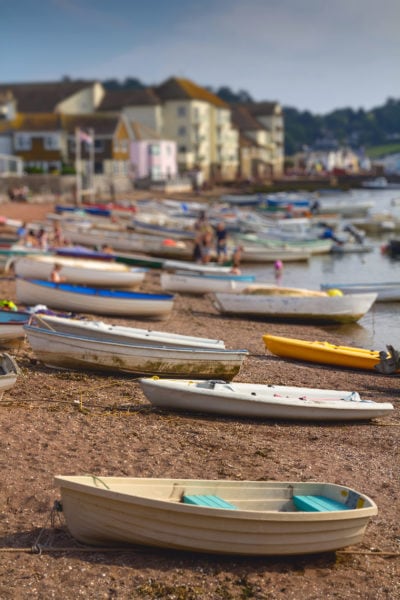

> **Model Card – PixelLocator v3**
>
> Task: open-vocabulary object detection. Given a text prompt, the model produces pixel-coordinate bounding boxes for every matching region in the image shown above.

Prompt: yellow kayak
[262,333,397,371]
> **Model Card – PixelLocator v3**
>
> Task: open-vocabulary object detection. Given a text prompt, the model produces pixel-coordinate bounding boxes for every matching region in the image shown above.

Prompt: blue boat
[16,278,175,318]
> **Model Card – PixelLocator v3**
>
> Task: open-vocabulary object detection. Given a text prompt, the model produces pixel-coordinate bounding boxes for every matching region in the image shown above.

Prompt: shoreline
[0,201,398,598]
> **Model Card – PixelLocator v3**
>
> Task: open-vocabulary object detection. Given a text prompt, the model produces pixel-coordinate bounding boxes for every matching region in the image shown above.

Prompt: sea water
[244,189,400,350]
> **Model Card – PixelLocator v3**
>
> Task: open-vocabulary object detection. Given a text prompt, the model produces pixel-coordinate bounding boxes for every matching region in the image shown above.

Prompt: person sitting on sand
[49,263,66,283]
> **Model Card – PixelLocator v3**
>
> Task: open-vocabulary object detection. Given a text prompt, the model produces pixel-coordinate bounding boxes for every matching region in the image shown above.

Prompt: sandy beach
[0,200,398,599]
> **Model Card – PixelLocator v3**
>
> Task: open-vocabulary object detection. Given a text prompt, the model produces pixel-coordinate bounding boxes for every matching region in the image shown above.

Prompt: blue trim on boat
[25,279,174,300]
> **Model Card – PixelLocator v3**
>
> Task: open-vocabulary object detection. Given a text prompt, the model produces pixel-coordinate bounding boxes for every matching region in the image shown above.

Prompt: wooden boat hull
[139,378,393,420]
[16,279,174,318]
[55,476,378,555]
[31,314,226,349]
[214,292,377,324]
[14,255,146,288]
[24,326,247,378]
[263,334,399,371]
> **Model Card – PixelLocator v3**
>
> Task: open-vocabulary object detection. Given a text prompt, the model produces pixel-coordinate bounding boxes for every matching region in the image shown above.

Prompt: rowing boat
[13,254,147,288]
[24,324,248,378]
[139,378,393,420]
[54,475,378,555]
[31,314,226,348]
[16,278,174,319]
[214,291,377,324]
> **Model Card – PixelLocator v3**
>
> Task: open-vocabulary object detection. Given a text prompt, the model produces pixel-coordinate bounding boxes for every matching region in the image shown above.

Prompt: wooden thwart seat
[183,494,237,510]
[293,495,351,512]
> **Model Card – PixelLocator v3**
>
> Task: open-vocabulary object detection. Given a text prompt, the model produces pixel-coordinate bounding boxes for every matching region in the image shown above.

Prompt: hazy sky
[2,0,399,114]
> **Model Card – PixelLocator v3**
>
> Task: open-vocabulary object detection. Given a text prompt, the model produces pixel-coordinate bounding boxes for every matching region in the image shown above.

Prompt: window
[177,106,186,117]
[178,126,186,137]
[15,134,31,151]
[151,165,162,180]
[95,140,104,152]
[44,135,60,150]
[149,144,160,155]
[178,145,187,153]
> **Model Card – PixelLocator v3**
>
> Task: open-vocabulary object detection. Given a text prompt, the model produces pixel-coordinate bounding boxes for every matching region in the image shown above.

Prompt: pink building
[129,121,177,181]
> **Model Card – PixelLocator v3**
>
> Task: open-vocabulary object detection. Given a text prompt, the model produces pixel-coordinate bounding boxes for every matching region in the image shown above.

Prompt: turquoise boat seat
[293,495,351,512]
[182,494,237,510]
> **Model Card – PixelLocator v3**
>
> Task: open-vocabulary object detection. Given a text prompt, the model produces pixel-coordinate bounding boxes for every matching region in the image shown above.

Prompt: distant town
[0,76,399,202]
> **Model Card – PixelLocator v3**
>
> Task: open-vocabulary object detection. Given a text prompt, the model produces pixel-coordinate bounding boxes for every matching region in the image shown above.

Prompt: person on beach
[49,263,66,283]
[36,228,49,250]
[52,223,65,247]
[230,245,243,274]
[215,221,228,263]
[274,259,283,285]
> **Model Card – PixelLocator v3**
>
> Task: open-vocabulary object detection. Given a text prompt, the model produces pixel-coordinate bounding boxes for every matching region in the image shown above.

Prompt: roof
[0,113,62,133]
[239,133,263,149]
[98,88,160,111]
[129,121,162,141]
[241,101,281,117]
[0,112,122,137]
[155,77,228,108]
[62,114,120,135]
[231,105,265,132]
[0,80,97,113]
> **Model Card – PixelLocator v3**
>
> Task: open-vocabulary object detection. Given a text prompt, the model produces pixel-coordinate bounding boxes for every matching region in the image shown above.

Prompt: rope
[337,550,400,556]
[0,546,397,556]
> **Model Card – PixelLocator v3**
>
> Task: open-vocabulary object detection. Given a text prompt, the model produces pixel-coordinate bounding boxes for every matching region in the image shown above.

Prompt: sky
[1,0,399,114]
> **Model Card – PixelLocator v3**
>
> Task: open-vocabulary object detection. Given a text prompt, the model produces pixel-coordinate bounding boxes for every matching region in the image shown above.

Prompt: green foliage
[24,166,45,174]
[366,143,400,158]
[61,164,76,175]
[283,98,400,155]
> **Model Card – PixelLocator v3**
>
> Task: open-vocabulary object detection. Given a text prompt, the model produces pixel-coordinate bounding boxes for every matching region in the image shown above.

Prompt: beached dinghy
[320,281,400,302]
[0,309,30,347]
[160,271,255,295]
[214,291,377,324]
[24,325,247,378]
[55,475,378,555]
[139,378,393,420]
[16,279,174,319]
[0,353,20,399]
[31,313,226,349]
[13,255,147,288]
[263,333,400,372]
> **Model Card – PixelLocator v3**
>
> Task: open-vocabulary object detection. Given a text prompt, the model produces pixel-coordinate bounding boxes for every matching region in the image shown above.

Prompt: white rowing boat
[13,254,146,288]
[31,314,226,349]
[16,279,174,319]
[24,325,248,378]
[139,378,393,421]
[55,475,378,555]
[214,291,377,324]
[160,271,255,295]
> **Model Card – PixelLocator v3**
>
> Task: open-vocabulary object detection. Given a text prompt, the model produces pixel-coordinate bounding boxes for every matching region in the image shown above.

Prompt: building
[128,121,177,182]
[99,77,240,181]
[0,113,131,176]
[232,102,284,178]
[0,80,104,115]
